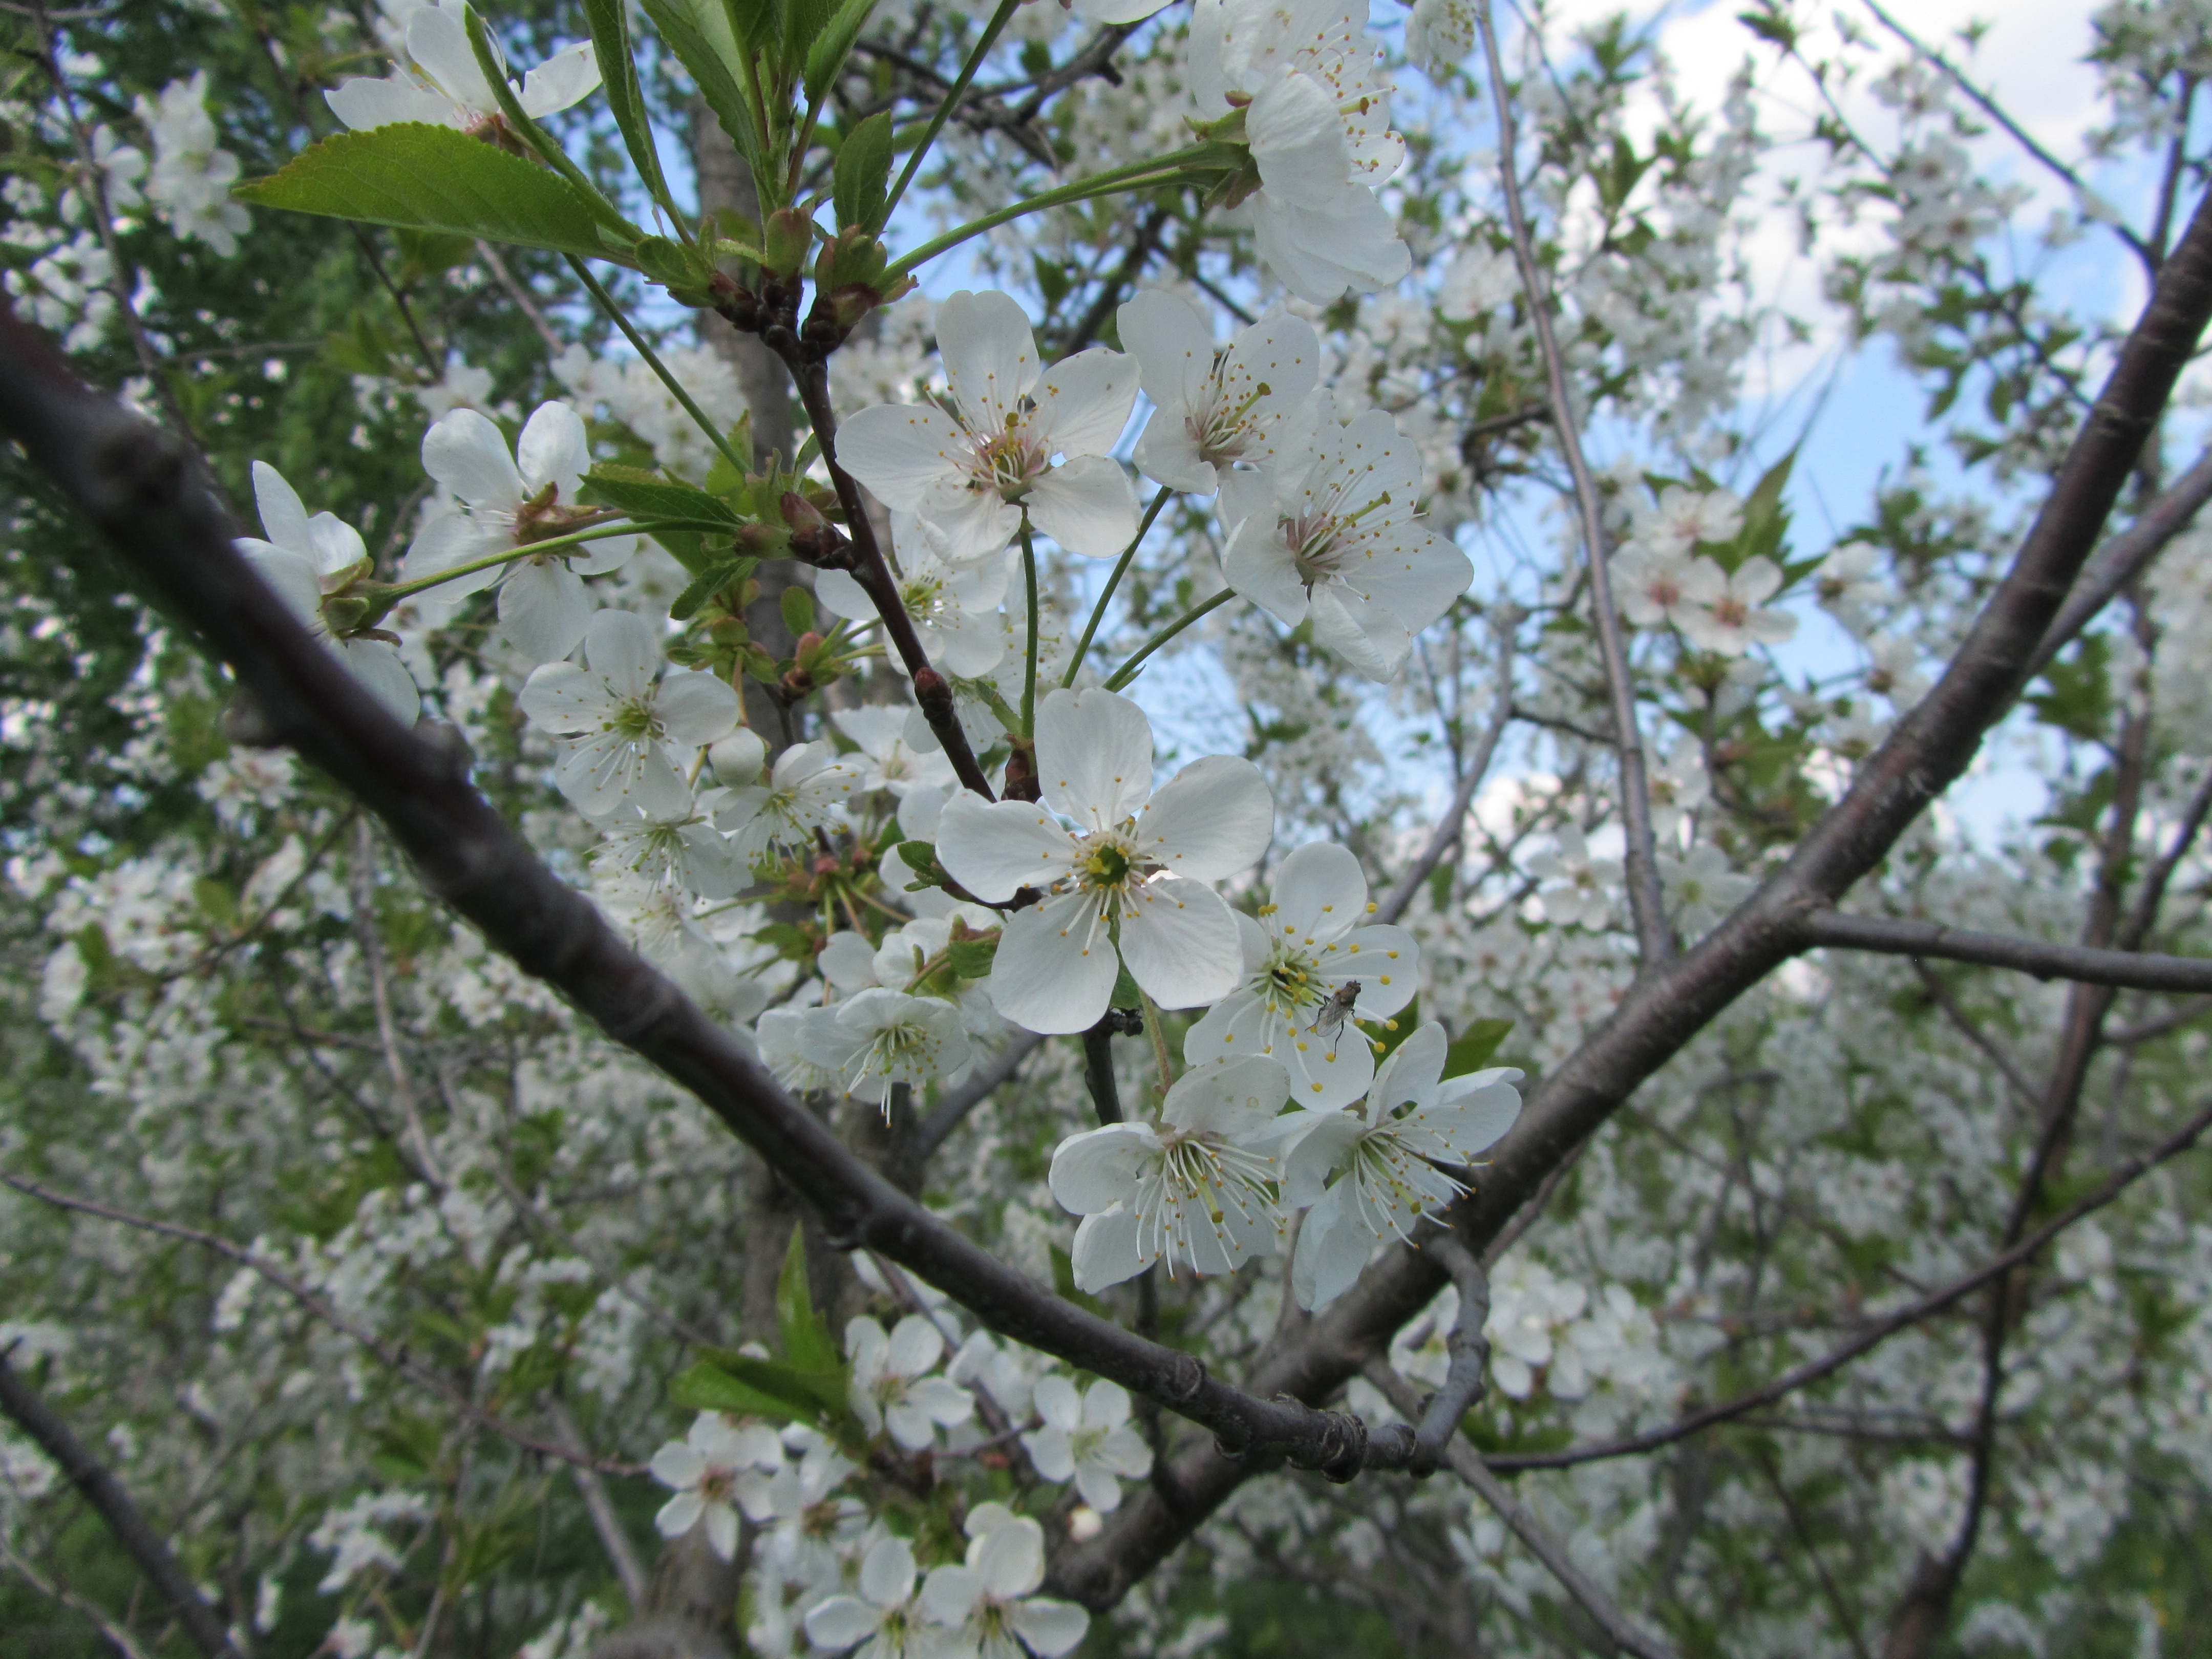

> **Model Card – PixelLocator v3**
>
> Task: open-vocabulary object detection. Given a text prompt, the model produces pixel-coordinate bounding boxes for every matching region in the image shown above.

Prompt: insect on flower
[1309,979,1362,1059]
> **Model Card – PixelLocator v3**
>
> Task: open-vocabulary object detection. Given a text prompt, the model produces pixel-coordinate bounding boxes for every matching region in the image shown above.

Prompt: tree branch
[2025,444,2212,680]
[1803,908,2212,991]
[1377,612,1517,926]
[0,1347,244,1659]
[1475,1,1672,967]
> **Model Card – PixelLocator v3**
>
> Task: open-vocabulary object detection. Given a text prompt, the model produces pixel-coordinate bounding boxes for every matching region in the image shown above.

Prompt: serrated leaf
[1443,1018,1515,1079]
[670,559,754,620]
[640,0,768,184]
[832,110,892,232]
[804,0,879,102]
[946,933,999,978]
[237,124,639,261]
[584,0,680,220]
[726,0,780,51]
[776,1223,840,1373]
[580,467,743,526]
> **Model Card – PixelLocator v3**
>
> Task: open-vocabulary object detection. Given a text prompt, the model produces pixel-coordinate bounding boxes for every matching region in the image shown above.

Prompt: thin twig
[1474,2,1670,966]
[1804,908,2212,992]
[1378,612,1517,925]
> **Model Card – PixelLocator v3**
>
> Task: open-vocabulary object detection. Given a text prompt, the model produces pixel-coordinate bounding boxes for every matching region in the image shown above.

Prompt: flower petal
[518,40,601,118]
[1026,456,1139,560]
[988,890,1119,1033]
[1049,1122,1160,1216]
[934,795,1072,903]
[803,1594,882,1648]
[1119,877,1243,1010]
[1117,288,1216,417]
[655,670,742,747]
[498,559,592,666]
[1010,1599,1091,1658]
[939,288,1040,433]
[1032,347,1138,459]
[420,407,521,509]
[1036,686,1154,830]
[836,401,971,511]
[1135,755,1273,881]
[1069,1202,1147,1291]
[858,1534,916,1608]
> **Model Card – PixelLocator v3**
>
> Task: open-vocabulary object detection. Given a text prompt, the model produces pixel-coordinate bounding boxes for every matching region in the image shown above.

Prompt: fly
[1309,981,1362,1059]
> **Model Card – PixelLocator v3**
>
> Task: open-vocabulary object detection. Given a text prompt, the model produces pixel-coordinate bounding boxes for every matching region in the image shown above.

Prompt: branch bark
[1803,908,2212,992]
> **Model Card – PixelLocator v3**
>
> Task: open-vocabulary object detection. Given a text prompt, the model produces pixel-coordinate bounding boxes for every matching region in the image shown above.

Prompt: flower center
[1710,596,1749,629]
[899,575,947,621]
[611,698,660,741]
[1082,840,1133,889]
[1193,378,1272,465]
[971,430,1047,500]
[1259,947,1322,1015]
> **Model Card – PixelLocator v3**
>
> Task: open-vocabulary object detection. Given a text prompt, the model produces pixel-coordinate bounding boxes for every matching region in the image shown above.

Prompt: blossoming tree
[5,0,2212,1656]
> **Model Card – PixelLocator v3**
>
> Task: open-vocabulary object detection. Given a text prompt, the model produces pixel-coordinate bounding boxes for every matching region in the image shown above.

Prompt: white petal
[421,407,521,509]
[886,1313,945,1377]
[516,663,605,734]
[518,40,601,117]
[649,1442,706,1490]
[1069,1203,1148,1291]
[1092,1423,1153,1478]
[1221,511,1308,626]
[1021,1426,1078,1482]
[1308,580,1406,681]
[1033,347,1138,459]
[804,1594,883,1648]
[1032,1374,1084,1434]
[239,541,324,629]
[583,607,662,699]
[498,560,592,666]
[1118,289,1216,417]
[1035,686,1154,828]
[934,795,1072,903]
[1118,877,1243,1010]
[988,891,1119,1034]
[1248,73,1354,202]
[705,1502,738,1561]
[1026,456,1138,560]
[1010,1599,1090,1658]
[653,1490,704,1539]
[974,1516,1045,1599]
[1049,1122,1160,1215]
[326,74,458,131]
[938,289,1040,433]
[814,566,873,620]
[656,670,742,747]
[516,400,590,498]
[1368,1019,1448,1115]
[921,1564,983,1626]
[859,1535,917,1607]
[406,5,497,109]
[1073,1459,1124,1513]
[1291,1181,1368,1310]
[340,640,421,722]
[249,460,312,554]
[836,402,971,512]
[1132,423,1218,496]
[1134,755,1273,881]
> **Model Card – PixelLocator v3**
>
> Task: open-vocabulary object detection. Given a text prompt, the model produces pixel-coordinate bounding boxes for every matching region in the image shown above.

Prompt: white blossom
[845,1315,975,1450]
[327,0,600,134]
[648,1412,783,1562]
[1020,1377,1152,1512]
[715,740,868,866]
[920,1510,1089,1659]
[1117,291,1319,505]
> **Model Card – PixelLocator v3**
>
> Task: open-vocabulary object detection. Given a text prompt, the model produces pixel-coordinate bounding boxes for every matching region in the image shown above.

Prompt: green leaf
[776,1223,840,1373]
[580,466,743,526]
[2028,635,2113,742]
[668,1357,843,1425]
[832,111,893,232]
[237,124,639,261]
[1712,447,1796,573]
[640,0,768,183]
[583,0,681,220]
[670,558,755,621]
[725,0,781,52]
[946,933,999,978]
[1443,1018,1515,1079]
[804,0,880,102]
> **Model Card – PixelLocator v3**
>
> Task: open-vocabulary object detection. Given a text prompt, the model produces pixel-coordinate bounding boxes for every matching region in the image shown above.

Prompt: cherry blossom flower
[592,868,758,1015]
[585,796,744,899]
[1020,1377,1152,1512]
[1612,545,1703,631]
[1862,633,1929,705]
[1189,0,1410,302]
[1646,735,1711,842]
[1676,556,1797,656]
[1048,1055,1290,1291]
[816,517,1012,679]
[1117,292,1318,506]
[1275,1022,1522,1310]
[838,290,1138,563]
[1184,841,1417,1109]
[648,1412,783,1562]
[801,989,973,1109]
[135,74,248,254]
[920,1510,1089,1659]
[327,1,599,134]
[1816,541,1887,635]
[1484,1256,1589,1399]
[846,1315,975,1451]
[1657,843,1753,936]
[820,915,997,1036]
[715,740,867,866]
[402,403,635,665]
[934,689,1274,1034]
[1528,825,1619,930]
[1630,484,1742,558]
[1222,405,1472,681]
[237,461,420,721]
[830,707,959,799]
[1404,0,1475,75]
[517,609,739,817]
[804,1535,930,1659]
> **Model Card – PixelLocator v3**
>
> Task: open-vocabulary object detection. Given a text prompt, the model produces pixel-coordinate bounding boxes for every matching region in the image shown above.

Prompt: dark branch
[1408,1234,1489,1475]
[2025,443,2212,680]
[1803,908,2212,992]
[0,1347,245,1659]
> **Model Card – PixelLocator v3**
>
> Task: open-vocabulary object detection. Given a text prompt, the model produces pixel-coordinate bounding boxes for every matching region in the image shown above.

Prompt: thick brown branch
[0,1349,244,1659]
[1803,908,2212,991]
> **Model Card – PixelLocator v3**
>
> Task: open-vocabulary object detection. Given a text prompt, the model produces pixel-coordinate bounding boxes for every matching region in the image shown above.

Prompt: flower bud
[762,207,814,281]
[709,728,768,788]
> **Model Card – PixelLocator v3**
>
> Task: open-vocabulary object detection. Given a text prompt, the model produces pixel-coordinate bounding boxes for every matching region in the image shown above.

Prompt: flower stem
[1064,484,1174,688]
[879,0,1021,228]
[378,521,648,602]
[1019,517,1040,737]
[1101,589,1236,692]
[1139,990,1175,1101]
[564,257,752,481]
[884,151,1209,283]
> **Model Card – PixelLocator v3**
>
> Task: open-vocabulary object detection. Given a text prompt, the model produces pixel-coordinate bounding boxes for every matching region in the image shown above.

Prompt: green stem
[1064,484,1173,687]
[1138,989,1175,1101]
[564,257,751,480]
[380,521,646,601]
[1101,589,1237,691]
[879,0,1020,229]
[884,151,1209,282]
[1019,517,1040,738]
